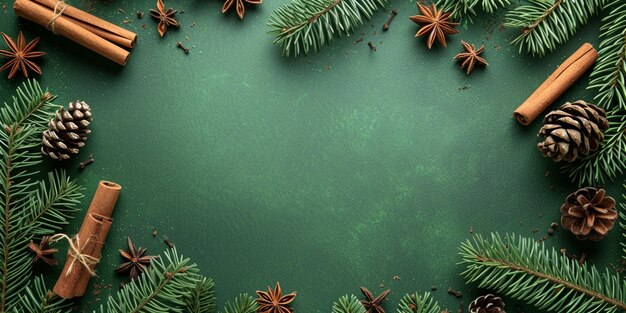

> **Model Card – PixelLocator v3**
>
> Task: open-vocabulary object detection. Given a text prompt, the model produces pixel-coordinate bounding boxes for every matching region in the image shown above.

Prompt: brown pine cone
[537,100,608,162]
[469,294,505,313]
[41,101,92,160]
[560,187,617,241]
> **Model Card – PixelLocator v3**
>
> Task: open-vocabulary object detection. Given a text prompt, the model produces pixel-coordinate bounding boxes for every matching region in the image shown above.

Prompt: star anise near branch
[256,282,297,313]
[0,31,45,79]
[114,237,158,280]
[360,287,390,313]
[454,41,488,74]
[409,3,459,49]
[28,235,58,266]
[150,0,179,37]
[221,0,262,20]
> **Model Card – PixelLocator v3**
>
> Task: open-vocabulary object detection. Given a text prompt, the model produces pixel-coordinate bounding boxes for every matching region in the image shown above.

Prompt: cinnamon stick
[513,43,598,125]
[53,181,121,299]
[13,0,133,65]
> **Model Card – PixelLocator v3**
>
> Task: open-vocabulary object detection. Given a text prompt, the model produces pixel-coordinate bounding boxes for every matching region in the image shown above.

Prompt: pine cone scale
[560,187,617,241]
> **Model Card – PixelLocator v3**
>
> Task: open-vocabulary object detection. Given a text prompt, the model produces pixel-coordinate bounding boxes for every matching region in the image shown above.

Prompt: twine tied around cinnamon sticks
[47,0,68,34]
[49,233,99,276]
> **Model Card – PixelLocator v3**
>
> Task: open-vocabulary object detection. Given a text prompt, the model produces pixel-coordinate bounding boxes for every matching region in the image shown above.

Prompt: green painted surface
[0,1,622,312]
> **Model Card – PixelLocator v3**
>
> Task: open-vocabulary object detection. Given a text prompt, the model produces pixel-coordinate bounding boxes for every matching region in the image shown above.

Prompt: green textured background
[0,0,623,312]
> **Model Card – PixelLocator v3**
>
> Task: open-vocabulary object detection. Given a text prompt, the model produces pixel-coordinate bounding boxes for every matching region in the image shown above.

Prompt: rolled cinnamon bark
[513,43,598,125]
[53,181,121,299]
[13,0,132,65]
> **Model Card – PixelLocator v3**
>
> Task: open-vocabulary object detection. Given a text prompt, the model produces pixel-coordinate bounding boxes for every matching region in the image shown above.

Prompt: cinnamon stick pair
[53,181,122,299]
[14,0,136,65]
[513,43,598,125]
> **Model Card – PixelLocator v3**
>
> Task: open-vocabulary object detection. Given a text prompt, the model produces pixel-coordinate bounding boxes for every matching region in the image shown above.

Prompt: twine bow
[49,233,99,276]
[47,0,69,34]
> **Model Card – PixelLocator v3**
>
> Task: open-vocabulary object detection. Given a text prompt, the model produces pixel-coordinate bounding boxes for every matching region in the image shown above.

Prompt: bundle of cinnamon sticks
[14,0,136,66]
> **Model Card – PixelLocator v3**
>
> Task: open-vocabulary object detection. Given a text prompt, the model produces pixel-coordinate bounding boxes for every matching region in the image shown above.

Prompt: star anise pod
[454,41,488,74]
[221,0,261,20]
[256,282,297,313]
[0,31,45,79]
[28,235,58,266]
[149,0,179,37]
[360,287,390,313]
[114,237,158,280]
[409,3,459,49]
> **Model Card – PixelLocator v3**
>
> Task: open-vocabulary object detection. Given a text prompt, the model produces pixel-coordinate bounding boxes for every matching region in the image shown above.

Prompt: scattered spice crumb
[457,302,463,313]
[459,85,470,91]
[185,36,190,41]
[469,226,474,234]
[177,42,190,54]
[368,41,377,51]
[354,38,363,44]
[122,19,130,24]
[431,285,437,291]
[136,11,144,18]
[544,170,550,177]
[447,287,462,298]
[190,22,196,27]
[325,65,331,70]
[142,24,147,29]
[372,31,377,35]
[392,275,400,280]
[164,238,174,249]
[118,8,125,13]
[531,228,539,233]
[1,3,6,13]
[152,229,157,237]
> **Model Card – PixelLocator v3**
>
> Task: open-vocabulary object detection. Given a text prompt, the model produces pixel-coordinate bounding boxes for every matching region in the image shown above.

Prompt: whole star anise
[221,0,261,20]
[0,31,45,79]
[409,3,459,49]
[28,235,58,266]
[454,41,488,74]
[360,287,390,313]
[114,237,158,280]
[150,0,179,37]
[256,282,297,313]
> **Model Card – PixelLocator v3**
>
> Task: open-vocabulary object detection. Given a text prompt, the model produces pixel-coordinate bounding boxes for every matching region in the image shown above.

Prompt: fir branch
[0,80,82,312]
[397,292,441,313]
[561,111,626,185]
[436,0,509,22]
[331,295,366,313]
[588,0,626,111]
[505,0,605,57]
[222,294,258,313]
[267,0,387,57]
[14,276,70,313]
[101,248,202,313]
[460,233,626,313]
[184,277,216,313]
[620,187,626,260]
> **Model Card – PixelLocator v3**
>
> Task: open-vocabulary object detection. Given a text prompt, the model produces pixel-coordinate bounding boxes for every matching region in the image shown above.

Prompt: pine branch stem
[130,268,187,313]
[13,92,52,129]
[475,255,626,310]
[308,0,342,24]
[1,128,16,313]
[523,0,562,35]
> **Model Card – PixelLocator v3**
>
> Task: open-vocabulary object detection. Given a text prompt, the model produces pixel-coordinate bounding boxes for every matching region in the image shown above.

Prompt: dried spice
[0,31,45,79]
[468,294,505,313]
[383,9,398,31]
[256,282,297,313]
[561,187,617,241]
[78,154,94,170]
[537,100,608,162]
[114,237,158,280]
[409,3,458,49]
[150,0,179,37]
[454,41,488,74]
[28,235,58,266]
[221,0,261,20]
[360,287,390,313]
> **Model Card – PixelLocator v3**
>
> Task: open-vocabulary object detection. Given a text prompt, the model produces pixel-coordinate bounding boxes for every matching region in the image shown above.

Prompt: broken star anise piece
[221,0,262,20]
[256,282,297,313]
[454,41,488,74]
[409,3,459,49]
[114,237,158,280]
[149,0,179,37]
[28,235,58,266]
[360,287,390,313]
[0,31,45,79]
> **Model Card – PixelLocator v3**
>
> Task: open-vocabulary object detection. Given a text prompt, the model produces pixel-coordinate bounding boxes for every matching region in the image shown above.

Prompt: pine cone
[561,187,617,241]
[41,101,92,160]
[537,100,608,162]
[468,294,505,313]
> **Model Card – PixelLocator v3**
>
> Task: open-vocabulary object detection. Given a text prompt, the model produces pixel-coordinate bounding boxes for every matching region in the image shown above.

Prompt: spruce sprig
[460,233,626,313]
[561,112,626,185]
[0,80,83,312]
[222,294,258,313]
[15,276,70,313]
[184,277,216,313]
[332,295,366,313]
[435,0,509,23]
[397,292,441,313]
[505,0,605,57]
[588,0,626,111]
[267,0,387,57]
